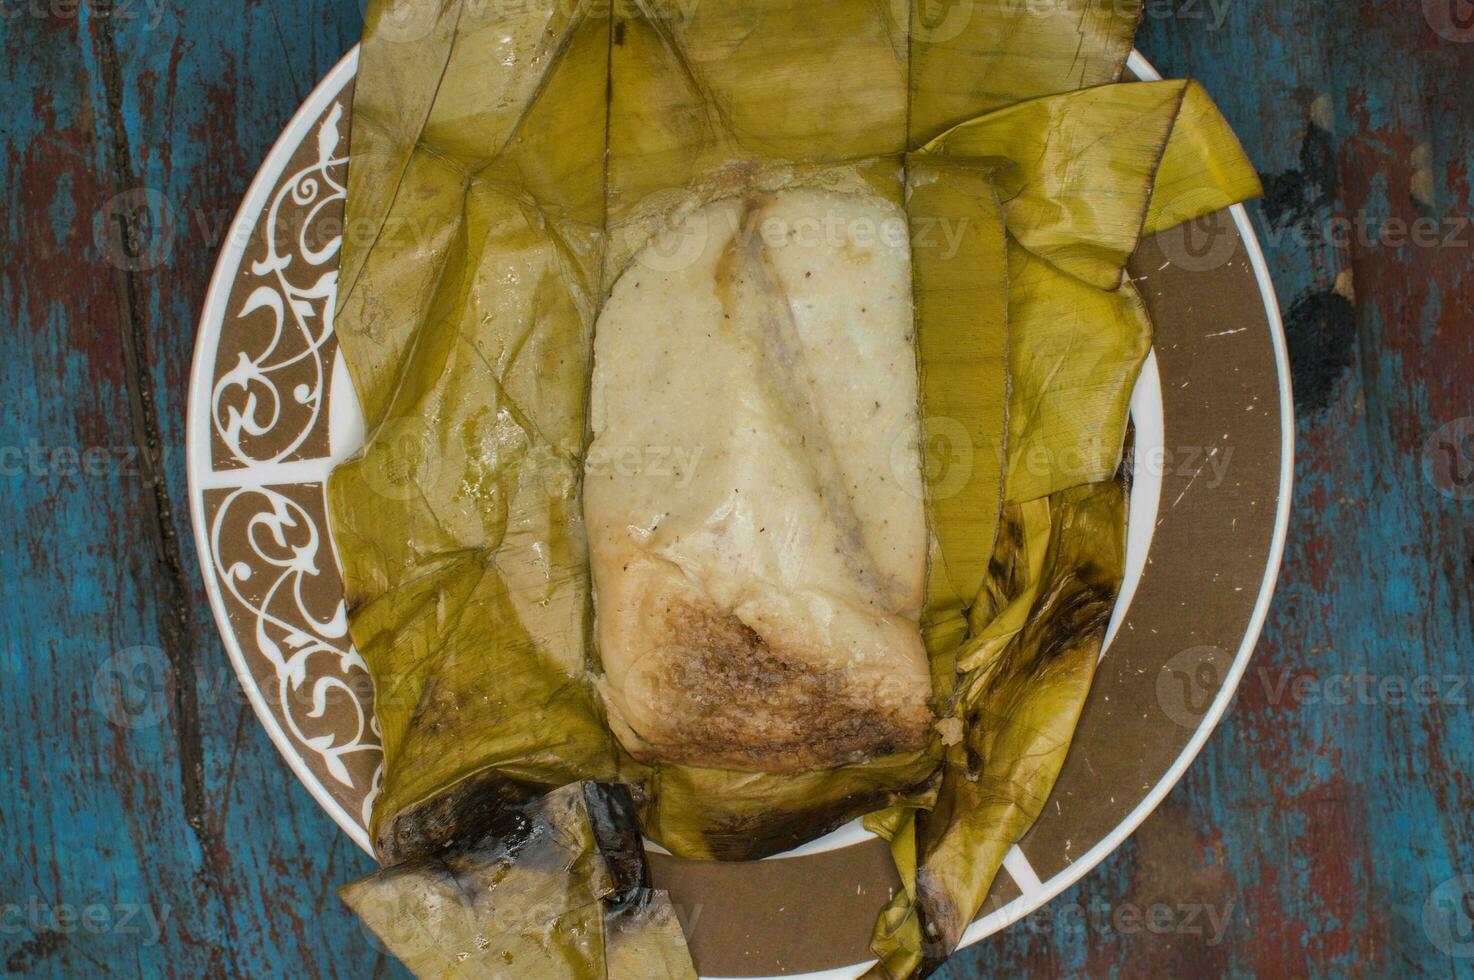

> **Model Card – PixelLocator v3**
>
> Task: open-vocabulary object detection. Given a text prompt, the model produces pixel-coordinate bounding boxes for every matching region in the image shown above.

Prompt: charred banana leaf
[865,76,1263,980]
[866,482,1127,978]
[342,783,696,979]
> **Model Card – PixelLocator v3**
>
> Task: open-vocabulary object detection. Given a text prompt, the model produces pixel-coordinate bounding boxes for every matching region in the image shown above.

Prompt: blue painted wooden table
[2,1,1470,976]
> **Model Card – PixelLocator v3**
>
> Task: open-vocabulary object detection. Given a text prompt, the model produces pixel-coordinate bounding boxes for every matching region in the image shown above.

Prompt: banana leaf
[866,482,1127,978]
[605,0,909,267]
[328,0,619,863]
[341,782,696,979]
[905,157,1009,669]
[907,0,1140,144]
[328,0,1264,975]
[947,81,1266,504]
[863,81,1263,980]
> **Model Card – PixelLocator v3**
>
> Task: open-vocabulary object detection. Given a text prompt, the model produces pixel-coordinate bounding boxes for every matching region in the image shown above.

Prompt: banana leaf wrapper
[601,0,1146,864]
[341,782,696,979]
[329,0,1262,974]
[863,82,1263,980]
[328,0,619,863]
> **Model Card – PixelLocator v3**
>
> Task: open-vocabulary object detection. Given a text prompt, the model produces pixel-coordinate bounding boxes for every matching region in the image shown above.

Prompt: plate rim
[187,44,369,851]
[185,44,1294,979]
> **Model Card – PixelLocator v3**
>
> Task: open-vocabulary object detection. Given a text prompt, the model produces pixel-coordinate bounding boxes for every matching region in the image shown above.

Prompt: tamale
[325,0,1268,975]
[595,0,970,860]
[587,190,933,774]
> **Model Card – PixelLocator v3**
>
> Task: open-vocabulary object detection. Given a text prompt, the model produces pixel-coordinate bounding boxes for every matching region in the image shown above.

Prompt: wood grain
[0,1,1468,978]
[1,2,382,977]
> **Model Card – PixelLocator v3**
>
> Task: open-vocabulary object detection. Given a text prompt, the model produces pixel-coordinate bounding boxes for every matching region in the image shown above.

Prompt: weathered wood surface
[0,1,1469,977]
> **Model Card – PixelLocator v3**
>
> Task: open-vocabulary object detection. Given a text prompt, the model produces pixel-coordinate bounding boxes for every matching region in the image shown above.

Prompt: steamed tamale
[594,0,975,859]
[587,190,931,774]
[328,0,1266,975]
